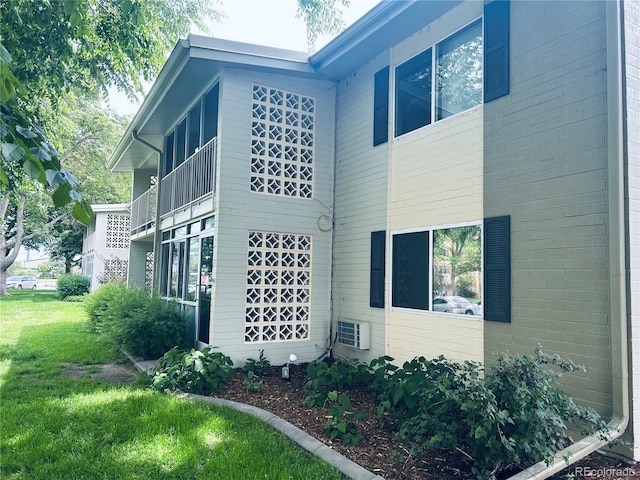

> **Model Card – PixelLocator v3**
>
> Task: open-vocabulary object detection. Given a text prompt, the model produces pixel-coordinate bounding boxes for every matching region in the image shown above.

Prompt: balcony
[130,184,157,237]
[160,137,217,222]
[129,137,217,237]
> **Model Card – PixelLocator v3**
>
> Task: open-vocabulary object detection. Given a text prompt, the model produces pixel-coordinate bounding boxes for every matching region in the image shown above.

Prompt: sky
[108,0,379,115]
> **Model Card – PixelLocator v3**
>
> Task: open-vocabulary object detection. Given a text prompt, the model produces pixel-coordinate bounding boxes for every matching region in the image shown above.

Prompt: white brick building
[81,204,131,291]
[108,0,640,468]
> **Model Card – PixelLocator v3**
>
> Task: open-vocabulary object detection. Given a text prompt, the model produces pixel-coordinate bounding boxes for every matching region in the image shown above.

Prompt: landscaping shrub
[304,357,371,407]
[243,349,271,374]
[84,282,127,333]
[56,274,90,299]
[381,349,610,479]
[152,347,234,394]
[302,350,610,478]
[84,283,189,359]
[63,295,86,303]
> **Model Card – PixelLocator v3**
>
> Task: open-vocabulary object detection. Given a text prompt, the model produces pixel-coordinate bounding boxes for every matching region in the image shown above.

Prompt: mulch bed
[211,364,638,480]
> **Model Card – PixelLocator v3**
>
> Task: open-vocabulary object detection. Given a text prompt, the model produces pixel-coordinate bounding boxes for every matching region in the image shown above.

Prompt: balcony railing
[130,184,157,235]
[160,137,217,217]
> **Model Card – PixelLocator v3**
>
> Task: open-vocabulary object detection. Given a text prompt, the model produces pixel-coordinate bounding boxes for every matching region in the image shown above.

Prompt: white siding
[332,0,485,365]
[210,68,336,366]
[387,109,484,364]
[332,51,390,362]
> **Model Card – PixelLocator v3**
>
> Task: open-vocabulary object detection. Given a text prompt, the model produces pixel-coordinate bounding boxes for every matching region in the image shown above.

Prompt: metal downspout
[132,130,163,293]
[507,1,629,478]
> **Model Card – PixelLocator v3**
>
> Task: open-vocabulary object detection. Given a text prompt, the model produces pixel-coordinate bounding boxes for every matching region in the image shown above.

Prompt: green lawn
[0,290,343,480]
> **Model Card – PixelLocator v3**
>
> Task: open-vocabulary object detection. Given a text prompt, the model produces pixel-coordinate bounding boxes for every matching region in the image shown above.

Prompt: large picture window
[394,20,483,137]
[391,224,482,316]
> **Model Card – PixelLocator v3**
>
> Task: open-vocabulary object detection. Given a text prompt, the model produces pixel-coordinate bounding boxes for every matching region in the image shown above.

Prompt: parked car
[6,275,38,290]
[465,302,482,316]
[432,295,471,314]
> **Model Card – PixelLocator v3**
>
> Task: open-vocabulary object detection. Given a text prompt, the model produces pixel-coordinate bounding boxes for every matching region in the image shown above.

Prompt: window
[395,22,483,136]
[395,49,432,137]
[162,83,219,177]
[436,20,483,120]
[187,103,201,158]
[391,224,481,314]
[175,118,187,167]
[392,231,429,310]
[159,220,216,303]
[163,132,174,177]
[203,84,219,144]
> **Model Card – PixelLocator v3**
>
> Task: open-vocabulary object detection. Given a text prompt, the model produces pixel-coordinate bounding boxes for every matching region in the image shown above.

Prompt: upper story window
[250,84,315,199]
[436,20,483,120]
[395,20,482,137]
[395,49,433,137]
[162,83,219,178]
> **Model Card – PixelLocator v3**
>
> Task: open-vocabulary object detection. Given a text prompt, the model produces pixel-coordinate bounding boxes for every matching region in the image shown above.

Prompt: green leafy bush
[307,351,609,478]
[244,349,271,375]
[56,274,90,299]
[63,295,86,303]
[385,349,610,479]
[84,282,127,332]
[152,347,234,394]
[243,370,263,393]
[84,283,188,359]
[304,358,371,407]
[323,391,368,446]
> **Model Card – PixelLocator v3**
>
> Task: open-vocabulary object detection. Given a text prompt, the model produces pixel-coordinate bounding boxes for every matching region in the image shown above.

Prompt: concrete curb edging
[189,394,386,480]
[129,355,385,480]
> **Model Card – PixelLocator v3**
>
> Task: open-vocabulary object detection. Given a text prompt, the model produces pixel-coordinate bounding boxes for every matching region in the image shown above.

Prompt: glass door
[197,236,214,343]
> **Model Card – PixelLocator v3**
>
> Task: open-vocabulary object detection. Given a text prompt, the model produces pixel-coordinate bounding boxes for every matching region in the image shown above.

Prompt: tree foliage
[1,0,220,224]
[1,0,220,114]
[296,0,350,50]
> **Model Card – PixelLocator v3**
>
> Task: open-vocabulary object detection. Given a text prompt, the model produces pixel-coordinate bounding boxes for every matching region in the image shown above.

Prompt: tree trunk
[0,196,25,296]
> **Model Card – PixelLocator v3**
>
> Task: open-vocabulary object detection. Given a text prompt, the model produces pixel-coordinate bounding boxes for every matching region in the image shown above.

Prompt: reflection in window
[187,237,199,301]
[436,20,483,120]
[170,241,185,298]
[199,236,214,301]
[432,225,481,313]
[395,49,432,136]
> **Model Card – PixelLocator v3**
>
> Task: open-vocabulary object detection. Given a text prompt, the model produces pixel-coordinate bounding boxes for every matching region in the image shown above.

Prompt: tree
[1,0,220,224]
[0,188,66,295]
[296,0,350,50]
[1,0,347,293]
[433,226,481,297]
[47,94,132,274]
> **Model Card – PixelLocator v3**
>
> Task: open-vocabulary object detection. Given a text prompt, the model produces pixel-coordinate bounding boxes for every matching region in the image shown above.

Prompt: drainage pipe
[507,1,629,478]
[132,130,163,293]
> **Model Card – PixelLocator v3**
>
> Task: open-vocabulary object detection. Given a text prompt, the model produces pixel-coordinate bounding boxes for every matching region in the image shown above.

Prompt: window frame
[393,17,484,139]
[390,220,483,318]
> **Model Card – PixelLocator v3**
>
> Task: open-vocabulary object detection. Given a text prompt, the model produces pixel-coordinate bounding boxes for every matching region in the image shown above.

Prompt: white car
[432,295,472,314]
[6,275,38,290]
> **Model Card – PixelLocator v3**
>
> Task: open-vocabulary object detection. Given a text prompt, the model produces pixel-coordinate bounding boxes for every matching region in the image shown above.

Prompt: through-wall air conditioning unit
[336,321,370,350]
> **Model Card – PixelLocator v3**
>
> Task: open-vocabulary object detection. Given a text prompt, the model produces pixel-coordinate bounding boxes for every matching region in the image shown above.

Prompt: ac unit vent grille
[337,321,370,350]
